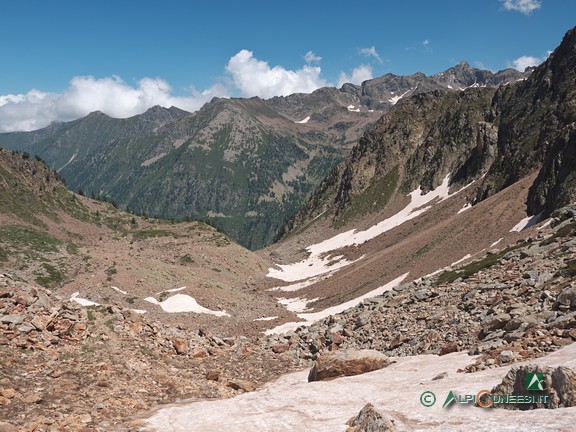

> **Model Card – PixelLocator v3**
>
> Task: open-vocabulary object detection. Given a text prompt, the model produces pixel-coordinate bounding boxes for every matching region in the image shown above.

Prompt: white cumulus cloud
[0,50,379,132]
[337,65,373,87]
[304,51,322,64]
[225,50,328,99]
[0,76,228,132]
[501,0,541,14]
[359,46,382,63]
[509,55,543,71]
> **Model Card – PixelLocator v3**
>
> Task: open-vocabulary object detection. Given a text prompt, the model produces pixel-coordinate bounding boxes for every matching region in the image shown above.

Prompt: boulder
[227,379,256,392]
[346,403,396,432]
[491,365,576,409]
[308,349,390,382]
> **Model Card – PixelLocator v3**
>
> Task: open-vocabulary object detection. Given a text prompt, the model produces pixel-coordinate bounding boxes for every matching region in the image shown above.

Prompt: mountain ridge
[0,63,529,249]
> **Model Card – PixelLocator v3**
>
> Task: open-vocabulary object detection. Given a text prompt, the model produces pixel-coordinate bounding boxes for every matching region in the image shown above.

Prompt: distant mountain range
[0,62,529,249]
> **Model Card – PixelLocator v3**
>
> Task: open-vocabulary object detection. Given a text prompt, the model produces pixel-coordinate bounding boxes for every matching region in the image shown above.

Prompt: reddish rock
[173,338,188,355]
[308,349,390,382]
[271,343,290,354]
[439,342,458,356]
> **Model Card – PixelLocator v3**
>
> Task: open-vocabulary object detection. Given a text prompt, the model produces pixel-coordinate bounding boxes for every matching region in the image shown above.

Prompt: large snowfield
[145,342,576,431]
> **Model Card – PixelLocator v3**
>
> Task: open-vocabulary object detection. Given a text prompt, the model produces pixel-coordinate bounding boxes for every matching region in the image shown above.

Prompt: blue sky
[0,0,574,131]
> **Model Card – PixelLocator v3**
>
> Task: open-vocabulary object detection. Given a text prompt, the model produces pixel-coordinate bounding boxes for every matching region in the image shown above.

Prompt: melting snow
[538,219,552,230]
[70,292,100,307]
[450,254,471,267]
[510,214,541,232]
[266,274,408,335]
[253,316,278,322]
[389,88,413,105]
[457,203,472,214]
[111,286,129,295]
[268,274,334,293]
[58,151,78,172]
[267,175,454,282]
[144,294,229,316]
[295,116,310,124]
[145,339,576,432]
[490,238,504,248]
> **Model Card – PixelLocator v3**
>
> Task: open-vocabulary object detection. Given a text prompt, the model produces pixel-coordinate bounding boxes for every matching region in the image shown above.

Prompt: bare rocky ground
[1,206,574,431]
[262,213,576,370]
[0,274,299,431]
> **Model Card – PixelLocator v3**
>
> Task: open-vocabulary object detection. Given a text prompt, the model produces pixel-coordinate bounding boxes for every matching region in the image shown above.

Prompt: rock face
[283,26,576,237]
[491,365,576,409]
[308,349,390,382]
[346,403,396,432]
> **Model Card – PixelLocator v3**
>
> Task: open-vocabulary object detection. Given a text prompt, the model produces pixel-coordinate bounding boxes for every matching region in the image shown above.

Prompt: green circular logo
[420,391,436,407]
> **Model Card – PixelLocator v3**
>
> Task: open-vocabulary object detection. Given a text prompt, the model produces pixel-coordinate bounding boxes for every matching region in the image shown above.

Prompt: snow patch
[388,88,413,105]
[457,203,472,214]
[58,151,78,172]
[266,273,408,335]
[267,174,455,282]
[510,214,541,232]
[538,219,552,230]
[70,292,100,307]
[294,116,310,124]
[144,294,229,316]
[490,238,504,248]
[253,316,278,322]
[111,286,129,295]
[347,105,360,112]
[450,254,471,267]
[268,273,333,293]
[130,309,147,314]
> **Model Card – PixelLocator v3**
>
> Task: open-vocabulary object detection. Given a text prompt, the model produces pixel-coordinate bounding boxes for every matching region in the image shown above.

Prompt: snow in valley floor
[144,343,576,431]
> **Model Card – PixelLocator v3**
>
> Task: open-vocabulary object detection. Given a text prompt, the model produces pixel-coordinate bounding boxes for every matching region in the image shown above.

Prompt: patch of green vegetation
[105,317,118,330]
[0,247,8,263]
[434,241,530,286]
[556,221,576,237]
[105,265,117,281]
[335,165,399,228]
[565,260,576,277]
[125,296,135,304]
[414,245,432,257]
[50,186,93,223]
[131,229,182,241]
[35,263,65,288]
[179,254,194,264]
[0,225,62,253]
[66,242,79,254]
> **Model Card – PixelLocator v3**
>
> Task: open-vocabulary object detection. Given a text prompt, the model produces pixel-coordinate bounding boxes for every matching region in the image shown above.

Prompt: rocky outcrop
[308,349,390,382]
[266,212,576,371]
[491,365,576,409]
[284,26,576,237]
[346,403,396,432]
